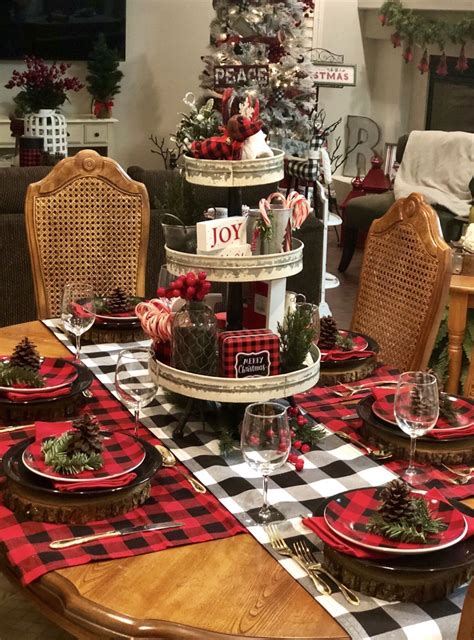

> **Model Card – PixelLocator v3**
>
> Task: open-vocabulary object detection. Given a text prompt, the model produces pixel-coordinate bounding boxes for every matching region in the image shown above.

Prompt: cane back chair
[350,192,452,371]
[25,150,150,319]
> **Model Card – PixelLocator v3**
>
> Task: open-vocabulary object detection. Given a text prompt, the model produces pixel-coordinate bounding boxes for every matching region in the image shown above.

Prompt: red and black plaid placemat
[0,373,245,586]
[295,366,474,500]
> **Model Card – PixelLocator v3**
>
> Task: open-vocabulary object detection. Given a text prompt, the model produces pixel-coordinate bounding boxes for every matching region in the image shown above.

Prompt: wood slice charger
[318,332,379,386]
[315,490,474,603]
[3,436,162,524]
[358,395,474,465]
[0,361,93,424]
[84,318,147,345]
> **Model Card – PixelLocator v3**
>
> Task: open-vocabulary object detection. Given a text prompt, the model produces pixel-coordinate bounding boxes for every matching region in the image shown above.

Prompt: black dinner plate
[3,434,162,497]
[0,360,93,406]
[319,331,379,371]
[357,395,474,445]
[313,488,474,572]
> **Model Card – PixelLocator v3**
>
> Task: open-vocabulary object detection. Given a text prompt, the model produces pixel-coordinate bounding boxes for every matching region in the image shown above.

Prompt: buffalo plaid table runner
[41,320,469,640]
[0,374,244,586]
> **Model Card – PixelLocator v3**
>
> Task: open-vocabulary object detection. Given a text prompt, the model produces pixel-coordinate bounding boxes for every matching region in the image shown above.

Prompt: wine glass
[114,348,158,436]
[394,371,439,482]
[157,266,175,290]
[240,402,291,523]
[61,282,96,361]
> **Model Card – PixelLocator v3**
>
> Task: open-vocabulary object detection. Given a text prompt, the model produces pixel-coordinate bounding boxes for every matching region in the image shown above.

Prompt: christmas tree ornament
[318,316,338,350]
[455,45,469,72]
[402,45,413,64]
[436,52,448,77]
[390,32,401,48]
[378,479,415,522]
[417,49,429,75]
[10,337,41,372]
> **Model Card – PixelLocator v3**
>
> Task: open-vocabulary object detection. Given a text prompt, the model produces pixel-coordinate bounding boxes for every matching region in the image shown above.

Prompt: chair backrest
[351,192,452,371]
[25,150,150,319]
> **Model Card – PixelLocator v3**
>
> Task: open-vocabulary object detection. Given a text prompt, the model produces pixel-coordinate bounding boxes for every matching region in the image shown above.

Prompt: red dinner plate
[0,357,78,394]
[319,331,368,357]
[22,431,145,482]
[372,392,474,432]
[324,487,467,554]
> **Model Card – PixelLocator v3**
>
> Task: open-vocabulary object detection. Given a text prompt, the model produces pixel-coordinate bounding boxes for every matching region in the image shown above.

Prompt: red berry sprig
[286,405,326,472]
[157,271,211,302]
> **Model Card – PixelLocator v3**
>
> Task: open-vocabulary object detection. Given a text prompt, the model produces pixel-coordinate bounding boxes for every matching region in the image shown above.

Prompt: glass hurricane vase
[171,300,218,376]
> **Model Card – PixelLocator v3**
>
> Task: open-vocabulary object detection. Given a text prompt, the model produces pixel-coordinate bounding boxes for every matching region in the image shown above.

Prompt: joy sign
[197,216,247,253]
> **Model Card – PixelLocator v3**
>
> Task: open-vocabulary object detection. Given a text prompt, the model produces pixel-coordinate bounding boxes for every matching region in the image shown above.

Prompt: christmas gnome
[190,89,272,161]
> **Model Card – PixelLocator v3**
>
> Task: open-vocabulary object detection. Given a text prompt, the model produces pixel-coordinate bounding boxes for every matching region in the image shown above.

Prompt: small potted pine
[86,33,123,118]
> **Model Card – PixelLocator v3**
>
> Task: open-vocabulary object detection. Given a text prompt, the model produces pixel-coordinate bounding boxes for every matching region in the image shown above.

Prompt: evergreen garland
[41,433,103,475]
[335,334,355,352]
[368,497,448,544]
[94,294,141,315]
[278,306,317,373]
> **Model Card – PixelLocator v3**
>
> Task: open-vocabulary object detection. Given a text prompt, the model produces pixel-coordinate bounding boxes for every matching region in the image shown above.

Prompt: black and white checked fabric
[42,319,468,640]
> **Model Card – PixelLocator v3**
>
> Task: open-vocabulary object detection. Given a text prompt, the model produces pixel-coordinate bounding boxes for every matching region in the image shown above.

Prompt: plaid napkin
[0,357,77,400]
[303,488,474,559]
[321,350,376,363]
[4,385,71,401]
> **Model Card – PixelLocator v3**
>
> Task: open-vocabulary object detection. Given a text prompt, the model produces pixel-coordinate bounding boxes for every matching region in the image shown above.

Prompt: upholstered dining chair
[350,192,452,371]
[25,150,150,319]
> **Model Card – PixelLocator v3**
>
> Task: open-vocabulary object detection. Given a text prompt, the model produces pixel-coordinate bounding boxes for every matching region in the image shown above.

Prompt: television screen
[0,1,126,61]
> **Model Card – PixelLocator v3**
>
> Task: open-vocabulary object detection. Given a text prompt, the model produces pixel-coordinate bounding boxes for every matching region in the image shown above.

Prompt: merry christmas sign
[313,64,356,87]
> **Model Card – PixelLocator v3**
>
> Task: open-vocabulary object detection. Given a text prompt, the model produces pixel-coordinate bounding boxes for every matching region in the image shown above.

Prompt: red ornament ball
[301,443,311,454]
[294,458,304,472]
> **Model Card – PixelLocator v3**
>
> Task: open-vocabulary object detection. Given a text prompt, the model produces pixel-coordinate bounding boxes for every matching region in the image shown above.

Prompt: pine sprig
[0,362,44,388]
[335,334,355,352]
[368,497,448,544]
[41,433,104,475]
[291,416,326,448]
[278,307,317,373]
[94,295,141,314]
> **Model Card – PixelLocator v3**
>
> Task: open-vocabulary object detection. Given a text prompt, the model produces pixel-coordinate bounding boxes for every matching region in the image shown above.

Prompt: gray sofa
[0,164,324,327]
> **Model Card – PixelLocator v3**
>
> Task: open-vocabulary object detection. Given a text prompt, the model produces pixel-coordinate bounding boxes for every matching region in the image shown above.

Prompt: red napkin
[36,420,72,441]
[53,472,137,492]
[95,311,136,325]
[321,350,376,363]
[303,488,474,560]
[4,385,72,401]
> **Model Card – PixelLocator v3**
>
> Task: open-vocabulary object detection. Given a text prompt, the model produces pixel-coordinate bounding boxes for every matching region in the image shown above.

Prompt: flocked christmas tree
[86,33,124,118]
[200,0,317,152]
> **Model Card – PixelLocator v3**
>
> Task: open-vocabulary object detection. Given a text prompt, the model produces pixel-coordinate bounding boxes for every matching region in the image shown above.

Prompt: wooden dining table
[0,321,350,640]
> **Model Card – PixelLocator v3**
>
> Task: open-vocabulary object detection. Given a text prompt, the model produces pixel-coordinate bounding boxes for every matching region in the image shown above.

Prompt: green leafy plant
[367,498,448,544]
[335,334,355,351]
[41,433,103,475]
[86,33,123,114]
[278,307,317,373]
[172,94,221,151]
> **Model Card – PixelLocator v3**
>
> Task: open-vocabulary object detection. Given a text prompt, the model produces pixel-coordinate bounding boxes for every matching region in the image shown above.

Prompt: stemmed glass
[394,371,439,482]
[61,282,96,361]
[240,402,291,523]
[114,348,158,436]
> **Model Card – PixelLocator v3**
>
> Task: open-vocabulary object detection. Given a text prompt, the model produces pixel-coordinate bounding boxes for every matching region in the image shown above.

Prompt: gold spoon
[337,431,392,460]
[155,444,207,494]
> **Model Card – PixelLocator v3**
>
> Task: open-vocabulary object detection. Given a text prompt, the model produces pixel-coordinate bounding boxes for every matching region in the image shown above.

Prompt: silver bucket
[160,213,197,253]
[247,206,292,255]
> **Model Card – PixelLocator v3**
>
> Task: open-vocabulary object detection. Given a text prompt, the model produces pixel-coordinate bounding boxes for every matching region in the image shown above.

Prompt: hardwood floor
[0,237,362,640]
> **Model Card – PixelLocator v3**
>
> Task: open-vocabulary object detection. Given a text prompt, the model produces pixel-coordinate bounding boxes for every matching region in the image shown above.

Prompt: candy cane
[135,300,172,343]
[287,190,311,229]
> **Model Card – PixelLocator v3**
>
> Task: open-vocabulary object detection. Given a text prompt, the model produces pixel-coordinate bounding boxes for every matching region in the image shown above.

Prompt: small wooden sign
[214,64,270,89]
[313,64,356,87]
[196,216,247,253]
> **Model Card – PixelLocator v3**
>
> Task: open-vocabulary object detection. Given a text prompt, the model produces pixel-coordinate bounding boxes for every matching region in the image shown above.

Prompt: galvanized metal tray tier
[150,345,320,403]
[184,149,284,187]
[166,238,303,283]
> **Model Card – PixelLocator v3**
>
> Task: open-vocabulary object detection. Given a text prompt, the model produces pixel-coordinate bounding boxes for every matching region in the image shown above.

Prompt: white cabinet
[0,115,118,159]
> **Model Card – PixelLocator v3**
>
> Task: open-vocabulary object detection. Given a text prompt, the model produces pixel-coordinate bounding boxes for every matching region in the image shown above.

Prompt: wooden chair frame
[25,150,150,319]
[351,192,452,371]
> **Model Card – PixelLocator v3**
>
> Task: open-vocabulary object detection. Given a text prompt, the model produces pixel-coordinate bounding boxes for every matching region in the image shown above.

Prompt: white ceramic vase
[24,109,68,156]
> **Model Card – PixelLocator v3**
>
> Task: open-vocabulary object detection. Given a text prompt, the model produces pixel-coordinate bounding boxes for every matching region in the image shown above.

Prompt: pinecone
[410,385,432,418]
[68,414,103,455]
[107,287,129,314]
[378,479,415,522]
[9,337,41,371]
[318,316,338,350]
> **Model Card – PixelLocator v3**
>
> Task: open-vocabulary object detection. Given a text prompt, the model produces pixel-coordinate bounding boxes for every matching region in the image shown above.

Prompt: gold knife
[49,521,184,549]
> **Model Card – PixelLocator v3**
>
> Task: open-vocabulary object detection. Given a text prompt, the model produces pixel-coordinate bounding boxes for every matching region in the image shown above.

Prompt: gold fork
[266,524,332,596]
[294,540,360,606]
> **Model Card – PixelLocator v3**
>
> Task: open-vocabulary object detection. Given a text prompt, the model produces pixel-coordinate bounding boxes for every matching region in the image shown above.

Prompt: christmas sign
[219,329,280,378]
[313,64,356,87]
[197,216,247,253]
[214,65,269,89]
